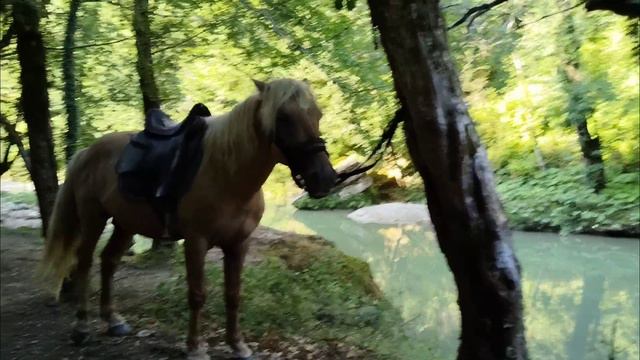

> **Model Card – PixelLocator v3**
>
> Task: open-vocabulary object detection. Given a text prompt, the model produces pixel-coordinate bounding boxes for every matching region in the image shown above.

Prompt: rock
[337,176,373,199]
[347,202,431,225]
[136,329,154,337]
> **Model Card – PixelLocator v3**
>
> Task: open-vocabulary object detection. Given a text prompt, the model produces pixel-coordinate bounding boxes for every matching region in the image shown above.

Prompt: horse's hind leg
[222,241,252,359]
[70,213,107,345]
[184,237,210,360]
[99,225,134,336]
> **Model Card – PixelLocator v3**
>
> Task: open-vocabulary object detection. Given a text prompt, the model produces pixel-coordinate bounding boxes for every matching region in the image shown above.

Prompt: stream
[261,206,640,360]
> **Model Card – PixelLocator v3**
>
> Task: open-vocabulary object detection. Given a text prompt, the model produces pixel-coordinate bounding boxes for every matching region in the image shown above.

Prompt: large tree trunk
[63,0,80,163]
[13,0,59,236]
[367,1,527,359]
[584,0,640,17]
[133,0,160,114]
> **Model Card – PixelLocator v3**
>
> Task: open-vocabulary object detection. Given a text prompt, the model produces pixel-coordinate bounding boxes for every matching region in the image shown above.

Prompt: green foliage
[293,189,379,210]
[0,0,637,238]
[497,168,640,235]
[148,240,422,358]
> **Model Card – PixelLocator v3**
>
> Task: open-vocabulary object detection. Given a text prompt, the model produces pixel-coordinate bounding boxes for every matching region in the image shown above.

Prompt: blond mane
[202,78,315,173]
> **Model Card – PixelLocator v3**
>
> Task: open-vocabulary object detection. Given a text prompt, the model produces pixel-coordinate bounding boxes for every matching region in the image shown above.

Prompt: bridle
[274,136,329,189]
[266,102,405,192]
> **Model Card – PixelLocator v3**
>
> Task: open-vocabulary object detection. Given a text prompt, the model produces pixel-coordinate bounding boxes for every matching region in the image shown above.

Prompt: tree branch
[519,1,586,28]
[151,27,209,55]
[45,35,134,51]
[0,113,31,174]
[448,0,508,30]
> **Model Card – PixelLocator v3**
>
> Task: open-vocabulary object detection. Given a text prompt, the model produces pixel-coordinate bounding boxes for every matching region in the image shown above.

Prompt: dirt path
[0,228,373,360]
[0,229,203,360]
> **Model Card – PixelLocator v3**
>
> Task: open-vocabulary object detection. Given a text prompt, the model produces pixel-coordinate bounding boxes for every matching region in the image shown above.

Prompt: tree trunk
[367,1,527,359]
[576,119,605,192]
[133,0,168,250]
[561,17,606,193]
[13,0,59,236]
[584,0,640,18]
[63,0,80,163]
[133,0,160,114]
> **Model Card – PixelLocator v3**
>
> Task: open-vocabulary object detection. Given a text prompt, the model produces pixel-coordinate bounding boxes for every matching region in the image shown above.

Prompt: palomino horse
[38,78,337,359]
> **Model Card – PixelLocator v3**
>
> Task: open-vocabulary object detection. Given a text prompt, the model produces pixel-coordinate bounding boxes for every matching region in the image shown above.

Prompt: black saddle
[115,103,211,236]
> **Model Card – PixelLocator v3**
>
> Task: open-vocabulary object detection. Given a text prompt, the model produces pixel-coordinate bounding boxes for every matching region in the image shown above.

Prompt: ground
[0,227,380,360]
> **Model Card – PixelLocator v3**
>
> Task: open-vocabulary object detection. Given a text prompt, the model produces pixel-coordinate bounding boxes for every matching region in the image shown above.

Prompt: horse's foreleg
[222,241,252,359]
[71,215,107,345]
[184,237,210,360]
[100,225,134,336]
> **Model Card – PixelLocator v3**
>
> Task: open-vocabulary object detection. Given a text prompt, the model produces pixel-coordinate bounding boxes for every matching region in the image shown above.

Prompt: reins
[335,107,406,185]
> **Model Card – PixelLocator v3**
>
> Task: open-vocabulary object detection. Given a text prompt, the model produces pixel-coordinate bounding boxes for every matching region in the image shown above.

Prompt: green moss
[148,236,421,358]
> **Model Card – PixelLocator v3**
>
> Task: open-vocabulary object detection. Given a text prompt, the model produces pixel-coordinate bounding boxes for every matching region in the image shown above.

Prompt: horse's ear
[253,79,267,92]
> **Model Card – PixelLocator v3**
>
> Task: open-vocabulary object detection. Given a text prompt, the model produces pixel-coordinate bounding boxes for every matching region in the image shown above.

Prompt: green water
[261,206,640,360]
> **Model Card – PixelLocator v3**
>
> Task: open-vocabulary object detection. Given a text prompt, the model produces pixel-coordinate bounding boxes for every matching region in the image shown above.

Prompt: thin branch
[448,0,508,30]
[150,27,209,55]
[441,3,463,10]
[45,35,134,51]
[519,1,586,28]
[0,113,31,174]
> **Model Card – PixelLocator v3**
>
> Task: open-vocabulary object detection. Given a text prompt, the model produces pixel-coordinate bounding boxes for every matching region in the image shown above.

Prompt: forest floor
[0,226,388,360]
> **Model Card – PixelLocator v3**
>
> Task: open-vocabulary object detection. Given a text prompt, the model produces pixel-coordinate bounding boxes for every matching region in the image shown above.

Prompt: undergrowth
[146,240,424,359]
[294,168,639,237]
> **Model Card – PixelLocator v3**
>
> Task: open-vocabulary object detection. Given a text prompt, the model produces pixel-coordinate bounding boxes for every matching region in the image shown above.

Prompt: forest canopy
[1,0,638,220]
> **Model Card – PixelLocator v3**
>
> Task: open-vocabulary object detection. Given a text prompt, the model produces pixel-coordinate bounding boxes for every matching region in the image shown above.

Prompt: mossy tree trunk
[133,0,160,114]
[13,0,59,236]
[63,0,80,163]
[133,0,167,250]
[367,1,528,359]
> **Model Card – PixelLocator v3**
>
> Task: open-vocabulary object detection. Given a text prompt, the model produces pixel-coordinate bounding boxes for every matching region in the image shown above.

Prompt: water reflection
[261,206,640,360]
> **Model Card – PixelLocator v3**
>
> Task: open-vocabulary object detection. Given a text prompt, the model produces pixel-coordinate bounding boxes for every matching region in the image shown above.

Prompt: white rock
[347,202,431,225]
[338,177,373,199]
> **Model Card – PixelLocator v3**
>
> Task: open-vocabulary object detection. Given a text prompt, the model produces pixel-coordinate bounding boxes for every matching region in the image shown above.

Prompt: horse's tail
[37,150,84,298]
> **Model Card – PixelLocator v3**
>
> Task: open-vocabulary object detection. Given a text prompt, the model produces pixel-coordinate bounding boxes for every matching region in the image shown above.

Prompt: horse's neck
[200,97,276,198]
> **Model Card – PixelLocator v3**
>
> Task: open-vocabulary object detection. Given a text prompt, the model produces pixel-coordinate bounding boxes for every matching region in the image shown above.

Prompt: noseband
[274,137,328,189]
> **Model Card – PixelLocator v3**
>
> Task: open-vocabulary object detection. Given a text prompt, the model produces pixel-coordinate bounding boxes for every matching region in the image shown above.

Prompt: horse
[38,78,337,360]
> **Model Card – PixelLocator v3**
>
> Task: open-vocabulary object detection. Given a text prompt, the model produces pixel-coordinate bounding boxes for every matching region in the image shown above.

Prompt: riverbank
[0,224,419,359]
[294,168,640,238]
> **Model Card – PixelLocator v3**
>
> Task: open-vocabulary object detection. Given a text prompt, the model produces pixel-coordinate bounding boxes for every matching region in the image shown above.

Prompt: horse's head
[254,78,337,198]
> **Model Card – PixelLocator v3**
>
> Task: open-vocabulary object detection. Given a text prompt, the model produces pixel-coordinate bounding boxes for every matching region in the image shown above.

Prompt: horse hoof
[186,346,210,360]
[70,328,90,345]
[107,322,132,337]
[231,341,253,359]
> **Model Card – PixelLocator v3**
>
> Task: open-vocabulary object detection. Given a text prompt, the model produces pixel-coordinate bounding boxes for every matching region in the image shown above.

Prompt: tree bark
[133,0,168,250]
[63,0,80,163]
[584,0,640,18]
[13,0,59,236]
[133,0,160,114]
[367,1,527,359]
